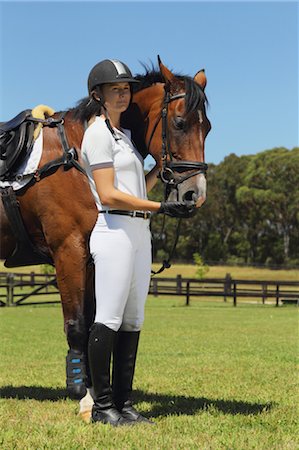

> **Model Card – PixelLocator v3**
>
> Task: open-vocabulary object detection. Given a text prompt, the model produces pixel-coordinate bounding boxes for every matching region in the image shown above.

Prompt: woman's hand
[157,201,196,218]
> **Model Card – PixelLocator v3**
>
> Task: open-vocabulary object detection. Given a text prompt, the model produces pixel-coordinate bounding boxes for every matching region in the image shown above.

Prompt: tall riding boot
[88,323,131,426]
[112,331,153,424]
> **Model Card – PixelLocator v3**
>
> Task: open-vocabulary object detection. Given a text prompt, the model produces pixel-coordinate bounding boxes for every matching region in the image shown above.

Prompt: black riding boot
[112,330,153,424]
[88,323,131,426]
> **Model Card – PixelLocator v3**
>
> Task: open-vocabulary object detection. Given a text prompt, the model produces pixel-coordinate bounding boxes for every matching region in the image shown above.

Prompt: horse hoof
[78,388,94,422]
[78,409,92,423]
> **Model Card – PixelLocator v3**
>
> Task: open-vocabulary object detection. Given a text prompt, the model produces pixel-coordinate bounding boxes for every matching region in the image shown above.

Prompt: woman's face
[101,82,131,114]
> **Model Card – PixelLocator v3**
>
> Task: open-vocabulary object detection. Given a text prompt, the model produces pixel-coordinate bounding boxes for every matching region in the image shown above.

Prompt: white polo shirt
[81,116,147,211]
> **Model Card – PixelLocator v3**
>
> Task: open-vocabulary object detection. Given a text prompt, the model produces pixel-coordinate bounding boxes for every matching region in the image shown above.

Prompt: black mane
[71,64,207,124]
[133,64,207,115]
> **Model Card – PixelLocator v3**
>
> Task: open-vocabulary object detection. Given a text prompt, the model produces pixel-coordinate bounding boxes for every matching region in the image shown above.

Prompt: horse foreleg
[53,237,90,399]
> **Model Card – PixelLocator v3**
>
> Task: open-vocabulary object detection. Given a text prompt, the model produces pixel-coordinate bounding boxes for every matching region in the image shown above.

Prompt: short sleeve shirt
[81,116,147,211]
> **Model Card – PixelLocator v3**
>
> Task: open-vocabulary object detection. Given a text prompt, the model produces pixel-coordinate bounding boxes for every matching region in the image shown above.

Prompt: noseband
[148,91,208,188]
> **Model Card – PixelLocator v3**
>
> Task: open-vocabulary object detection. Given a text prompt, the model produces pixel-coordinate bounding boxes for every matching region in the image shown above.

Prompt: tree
[147,148,299,266]
[236,148,299,264]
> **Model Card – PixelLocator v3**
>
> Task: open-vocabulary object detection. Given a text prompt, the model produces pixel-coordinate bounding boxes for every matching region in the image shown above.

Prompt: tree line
[148,147,299,267]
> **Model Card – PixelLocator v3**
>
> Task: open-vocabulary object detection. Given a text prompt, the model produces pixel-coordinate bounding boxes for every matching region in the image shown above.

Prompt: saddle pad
[0,129,43,191]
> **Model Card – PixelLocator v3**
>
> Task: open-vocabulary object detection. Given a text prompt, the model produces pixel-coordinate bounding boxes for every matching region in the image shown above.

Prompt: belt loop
[132,210,137,217]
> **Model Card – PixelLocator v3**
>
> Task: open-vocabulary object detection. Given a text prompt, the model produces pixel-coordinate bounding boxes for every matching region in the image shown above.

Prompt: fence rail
[0,272,298,307]
[0,272,59,306]
[149,275,299,306]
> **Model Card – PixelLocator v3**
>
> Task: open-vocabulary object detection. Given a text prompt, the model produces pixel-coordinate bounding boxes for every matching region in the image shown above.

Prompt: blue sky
[0,1,298,167]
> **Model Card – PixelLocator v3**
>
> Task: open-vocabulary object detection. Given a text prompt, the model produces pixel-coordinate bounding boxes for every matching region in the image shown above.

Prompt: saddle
[0,110,35,180]
[0,104,55,181]
[0,105,56,267]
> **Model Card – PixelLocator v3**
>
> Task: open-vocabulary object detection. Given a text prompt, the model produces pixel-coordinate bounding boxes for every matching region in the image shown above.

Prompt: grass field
[0,296,298,449]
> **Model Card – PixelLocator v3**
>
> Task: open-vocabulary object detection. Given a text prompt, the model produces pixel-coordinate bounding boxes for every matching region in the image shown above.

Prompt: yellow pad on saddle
[31,104,55,140]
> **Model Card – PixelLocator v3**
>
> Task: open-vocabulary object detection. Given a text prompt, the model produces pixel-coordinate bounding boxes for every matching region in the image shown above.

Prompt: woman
[81,59,194,426]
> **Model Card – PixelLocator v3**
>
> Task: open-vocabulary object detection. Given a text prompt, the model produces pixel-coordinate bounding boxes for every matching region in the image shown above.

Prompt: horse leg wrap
[66,349,87,399]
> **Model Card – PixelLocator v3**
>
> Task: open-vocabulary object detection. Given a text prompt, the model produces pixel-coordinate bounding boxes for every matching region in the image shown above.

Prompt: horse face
[165,91,211,206]
[157,60,211,207]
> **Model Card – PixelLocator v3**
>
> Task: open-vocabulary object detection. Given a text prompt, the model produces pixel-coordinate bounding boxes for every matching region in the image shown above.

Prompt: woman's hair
[72,86,103,123]
[72,83,133,123]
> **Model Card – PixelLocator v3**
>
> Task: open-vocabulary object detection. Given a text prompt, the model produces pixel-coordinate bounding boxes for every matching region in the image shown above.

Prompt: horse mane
[134,63,208,115]
[70,63,208,124]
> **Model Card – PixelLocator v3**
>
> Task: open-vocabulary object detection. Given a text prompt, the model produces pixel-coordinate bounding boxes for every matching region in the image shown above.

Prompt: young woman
[81,59,194,426]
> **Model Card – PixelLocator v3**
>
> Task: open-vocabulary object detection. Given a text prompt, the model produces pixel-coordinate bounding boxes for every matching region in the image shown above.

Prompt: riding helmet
[88,59,139,94]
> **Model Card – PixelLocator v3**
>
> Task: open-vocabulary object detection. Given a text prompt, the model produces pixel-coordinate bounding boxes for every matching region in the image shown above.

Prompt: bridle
[149,89,208,276]
[147,90,208,191]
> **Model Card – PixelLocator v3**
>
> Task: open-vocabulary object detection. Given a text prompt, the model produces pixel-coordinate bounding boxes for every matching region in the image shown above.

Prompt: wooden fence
[0,272,298,307]
[0,272,59,307]
[149,274,299,306]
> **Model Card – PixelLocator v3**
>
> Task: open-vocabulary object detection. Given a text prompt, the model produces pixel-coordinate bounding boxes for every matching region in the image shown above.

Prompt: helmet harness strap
[91,91,120,142]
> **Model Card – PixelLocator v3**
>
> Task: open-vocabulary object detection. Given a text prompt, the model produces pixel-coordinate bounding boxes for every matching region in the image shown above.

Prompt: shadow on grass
[0,385,67,401]
[134,390,274,417]
[0,385,273,417]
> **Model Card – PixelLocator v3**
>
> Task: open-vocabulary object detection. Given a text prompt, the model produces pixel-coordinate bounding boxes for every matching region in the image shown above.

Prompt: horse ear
[157,55,175,85]
[194,69,207,90]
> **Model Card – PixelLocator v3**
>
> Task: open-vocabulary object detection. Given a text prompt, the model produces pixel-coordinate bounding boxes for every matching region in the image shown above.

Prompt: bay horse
[0,57,211,398]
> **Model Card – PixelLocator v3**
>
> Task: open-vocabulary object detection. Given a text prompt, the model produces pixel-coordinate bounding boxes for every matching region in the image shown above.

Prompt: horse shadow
[0,385,273,417]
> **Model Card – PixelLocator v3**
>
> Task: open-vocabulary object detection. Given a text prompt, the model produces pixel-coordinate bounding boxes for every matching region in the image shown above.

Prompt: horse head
[130,56,211,207]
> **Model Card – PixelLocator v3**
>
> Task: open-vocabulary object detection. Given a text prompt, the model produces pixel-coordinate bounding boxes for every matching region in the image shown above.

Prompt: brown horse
[0,58,211,398]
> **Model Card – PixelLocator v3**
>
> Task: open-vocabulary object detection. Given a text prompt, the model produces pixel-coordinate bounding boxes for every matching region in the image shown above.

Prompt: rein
[150,90,208,276]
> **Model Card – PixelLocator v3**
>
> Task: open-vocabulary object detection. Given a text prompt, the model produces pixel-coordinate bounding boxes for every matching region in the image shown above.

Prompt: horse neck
[133,83,164,116]
[64,113,85,152]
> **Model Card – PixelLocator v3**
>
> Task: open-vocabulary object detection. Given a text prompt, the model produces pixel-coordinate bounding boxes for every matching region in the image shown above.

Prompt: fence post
[276,284,280,307]
[45,275,49,293]
[6,273,14,307]
[262,282,267,305]
[233,282,237,307]
[30,271,35,286]
[20,274,23,290]
[153,278,158,297]
[186,281,190,306]
[224,273,232,302]
[177,274,182,295]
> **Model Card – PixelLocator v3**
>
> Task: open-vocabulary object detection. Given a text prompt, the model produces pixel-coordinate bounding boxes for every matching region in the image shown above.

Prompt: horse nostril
[183,191,197,202]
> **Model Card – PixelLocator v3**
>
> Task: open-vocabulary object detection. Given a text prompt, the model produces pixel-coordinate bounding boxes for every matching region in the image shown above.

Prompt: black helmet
[88,59,139,94]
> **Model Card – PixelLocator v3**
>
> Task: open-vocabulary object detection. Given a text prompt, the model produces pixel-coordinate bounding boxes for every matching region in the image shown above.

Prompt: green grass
[0,298,298,449]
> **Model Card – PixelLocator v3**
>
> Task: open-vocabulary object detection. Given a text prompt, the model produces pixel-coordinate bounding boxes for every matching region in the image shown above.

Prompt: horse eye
[173,116,186,130]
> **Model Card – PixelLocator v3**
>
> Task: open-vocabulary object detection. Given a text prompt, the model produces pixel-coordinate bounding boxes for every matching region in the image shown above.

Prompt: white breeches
[90,213,152,332]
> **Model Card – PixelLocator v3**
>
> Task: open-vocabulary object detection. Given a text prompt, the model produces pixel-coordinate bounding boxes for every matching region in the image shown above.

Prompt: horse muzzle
[180,172,207,207]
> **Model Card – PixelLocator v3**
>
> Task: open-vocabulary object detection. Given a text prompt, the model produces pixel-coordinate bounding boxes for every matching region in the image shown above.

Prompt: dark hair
[72,97,101,123]
[72,84,134,123]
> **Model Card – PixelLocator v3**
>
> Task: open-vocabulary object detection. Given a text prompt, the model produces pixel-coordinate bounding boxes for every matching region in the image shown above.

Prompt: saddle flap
[1,186,53,267]
[0,120,35,179]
